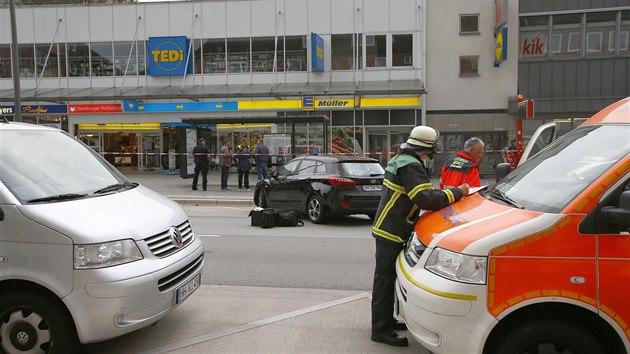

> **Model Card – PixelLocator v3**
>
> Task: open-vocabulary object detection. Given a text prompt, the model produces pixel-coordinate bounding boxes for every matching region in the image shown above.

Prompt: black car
[254,155,385,223]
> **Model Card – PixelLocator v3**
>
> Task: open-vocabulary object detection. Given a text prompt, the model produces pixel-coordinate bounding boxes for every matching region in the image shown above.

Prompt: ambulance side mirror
[601,191,630,227]
[495,163,513,182]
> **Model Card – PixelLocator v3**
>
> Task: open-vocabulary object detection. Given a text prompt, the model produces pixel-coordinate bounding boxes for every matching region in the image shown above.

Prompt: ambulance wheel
[0,291,80,354]
[307,195,326,224]
[256,190,267,208]
[493,319,604,354]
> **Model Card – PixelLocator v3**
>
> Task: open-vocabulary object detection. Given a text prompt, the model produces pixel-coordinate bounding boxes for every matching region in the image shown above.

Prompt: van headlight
[404,233,427,267]
[425,248,487,284]
[74,239,143,269]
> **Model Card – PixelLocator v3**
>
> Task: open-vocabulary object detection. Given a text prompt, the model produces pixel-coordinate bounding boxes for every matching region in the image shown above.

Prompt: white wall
[425,0,518,110]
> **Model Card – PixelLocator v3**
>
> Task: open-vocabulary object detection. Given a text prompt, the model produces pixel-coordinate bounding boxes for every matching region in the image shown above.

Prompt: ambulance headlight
[425,248,487,284]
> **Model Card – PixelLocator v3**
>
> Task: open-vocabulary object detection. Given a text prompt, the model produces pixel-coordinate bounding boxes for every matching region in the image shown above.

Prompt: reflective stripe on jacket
[371,152,464,244]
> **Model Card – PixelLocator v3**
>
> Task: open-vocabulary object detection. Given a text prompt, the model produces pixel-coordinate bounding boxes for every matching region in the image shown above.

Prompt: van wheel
[492,319,604,354]
[307,195,326,224]
[256,190,267,208]
[0,292,80,354]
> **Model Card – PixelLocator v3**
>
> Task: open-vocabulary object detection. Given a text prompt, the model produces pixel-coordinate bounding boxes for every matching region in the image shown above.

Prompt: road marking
[198,234,221,237]
[144,292,371,354]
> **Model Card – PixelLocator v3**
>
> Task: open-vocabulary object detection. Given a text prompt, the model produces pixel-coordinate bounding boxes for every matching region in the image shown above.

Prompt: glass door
[139,133,161,171]
[366,129,388,167]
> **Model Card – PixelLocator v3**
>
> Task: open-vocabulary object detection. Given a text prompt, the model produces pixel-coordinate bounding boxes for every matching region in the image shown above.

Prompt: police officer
[371,126,469,347]
[192,137,210,191]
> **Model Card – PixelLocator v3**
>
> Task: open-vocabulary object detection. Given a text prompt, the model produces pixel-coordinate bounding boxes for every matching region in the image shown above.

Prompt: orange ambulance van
[396,97,630,354]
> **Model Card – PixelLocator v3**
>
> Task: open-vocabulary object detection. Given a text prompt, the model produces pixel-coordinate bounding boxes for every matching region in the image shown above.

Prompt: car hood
[414,193,564,255]
[17,185,188,244]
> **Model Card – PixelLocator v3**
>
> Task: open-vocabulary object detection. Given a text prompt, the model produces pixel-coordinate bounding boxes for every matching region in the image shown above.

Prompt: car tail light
[326,177,356,187]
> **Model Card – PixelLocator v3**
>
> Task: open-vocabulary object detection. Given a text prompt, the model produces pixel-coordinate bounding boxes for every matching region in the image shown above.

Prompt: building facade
[518,0,630,134]
[0,0,517,175]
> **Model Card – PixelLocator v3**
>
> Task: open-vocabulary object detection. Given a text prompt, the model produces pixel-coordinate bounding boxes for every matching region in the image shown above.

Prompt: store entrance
[366,127,411,167]
[103,133,139,172]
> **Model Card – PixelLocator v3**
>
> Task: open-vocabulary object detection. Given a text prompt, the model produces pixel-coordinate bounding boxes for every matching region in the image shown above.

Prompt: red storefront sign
[67,103,123,114]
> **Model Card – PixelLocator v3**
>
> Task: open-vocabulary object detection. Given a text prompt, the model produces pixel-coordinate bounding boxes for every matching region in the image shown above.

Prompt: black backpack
[258,208,304,228]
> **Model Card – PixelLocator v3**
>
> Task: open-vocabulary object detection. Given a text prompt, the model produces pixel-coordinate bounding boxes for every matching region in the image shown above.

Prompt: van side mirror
[495,163,513,182]
[602,191,630,226]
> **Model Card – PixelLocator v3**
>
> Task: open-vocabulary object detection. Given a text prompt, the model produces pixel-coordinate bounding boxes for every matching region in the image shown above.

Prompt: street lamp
[9,0,21,122]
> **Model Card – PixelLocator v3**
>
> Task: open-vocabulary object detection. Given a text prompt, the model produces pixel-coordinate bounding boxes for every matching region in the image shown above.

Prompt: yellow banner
[78,123,161,131]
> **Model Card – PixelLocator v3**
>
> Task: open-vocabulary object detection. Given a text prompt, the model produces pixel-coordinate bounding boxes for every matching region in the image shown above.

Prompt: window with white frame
[460,14,480,34]
[552,13,582,58]
[392,34,413,67]
[459,55,479,76]
[366,34,386,68]
[331,34,362,70]
[621,10,630,55]
[586,12,616,57]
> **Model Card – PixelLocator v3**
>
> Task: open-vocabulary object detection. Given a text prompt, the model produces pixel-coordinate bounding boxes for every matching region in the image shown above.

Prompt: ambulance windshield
[493,125,630,213]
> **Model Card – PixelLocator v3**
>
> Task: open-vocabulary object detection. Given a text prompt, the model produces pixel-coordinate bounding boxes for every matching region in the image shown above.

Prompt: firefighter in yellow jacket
[371,126,469,347]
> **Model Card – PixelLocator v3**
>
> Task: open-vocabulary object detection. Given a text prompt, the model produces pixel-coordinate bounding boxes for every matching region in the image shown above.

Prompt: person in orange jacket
[440,137,484,189]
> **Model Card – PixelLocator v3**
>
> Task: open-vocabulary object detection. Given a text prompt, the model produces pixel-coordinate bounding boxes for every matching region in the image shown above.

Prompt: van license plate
[176,273,201,304]
[362,185,382,191]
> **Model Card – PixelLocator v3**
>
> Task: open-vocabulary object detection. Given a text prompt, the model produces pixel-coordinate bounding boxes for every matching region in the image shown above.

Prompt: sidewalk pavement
[124,169,495,207]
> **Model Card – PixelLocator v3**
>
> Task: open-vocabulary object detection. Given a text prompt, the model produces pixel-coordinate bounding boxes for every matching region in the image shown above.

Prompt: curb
[171,198,255,207]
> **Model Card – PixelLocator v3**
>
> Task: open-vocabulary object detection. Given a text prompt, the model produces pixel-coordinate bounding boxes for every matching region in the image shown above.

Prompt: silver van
[0,121,204,352]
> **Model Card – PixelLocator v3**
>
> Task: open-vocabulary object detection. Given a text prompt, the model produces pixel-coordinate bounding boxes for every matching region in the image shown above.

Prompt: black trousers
[238,170,250,189]
[192,164,208,190]
[371,237,405,332]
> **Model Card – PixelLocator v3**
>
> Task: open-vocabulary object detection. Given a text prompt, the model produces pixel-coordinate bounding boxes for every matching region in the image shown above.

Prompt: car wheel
[307,195,326,224]
[491,319,605,354]
[256,190,267,208]
[0,291,80,354]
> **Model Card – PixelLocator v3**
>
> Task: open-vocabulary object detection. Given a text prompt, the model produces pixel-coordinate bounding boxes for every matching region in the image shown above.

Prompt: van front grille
[158,255,204,292]
[144,220,194,258]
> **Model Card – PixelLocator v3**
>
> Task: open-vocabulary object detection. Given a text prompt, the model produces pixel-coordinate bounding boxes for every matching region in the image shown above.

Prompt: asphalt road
[185,205,376,290]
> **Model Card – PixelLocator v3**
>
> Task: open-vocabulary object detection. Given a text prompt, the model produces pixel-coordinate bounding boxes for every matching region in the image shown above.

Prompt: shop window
[366,34,386,68]
[551,13,582,59]
[35,43,61,77]
[202,38,226,74]
[459,55,479,77]
[331,34,362,70]
[364,110,388,126]
[18,44,35,78]
[520,16,549,60]
[332,111,354,126]
[91,42,114,77]
[114,41,141,76]
[251,37,275,72]
[67,42,90,77]
[586,12,615,57]
[283,36,307,72]
[390,110,415,125]
[227,38,250,73]
[0,44,12,78]
[393,34,413,67]
[460,14,479,34]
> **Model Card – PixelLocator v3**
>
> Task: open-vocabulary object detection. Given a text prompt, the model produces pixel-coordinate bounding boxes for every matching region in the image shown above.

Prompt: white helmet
[406,126,440,148]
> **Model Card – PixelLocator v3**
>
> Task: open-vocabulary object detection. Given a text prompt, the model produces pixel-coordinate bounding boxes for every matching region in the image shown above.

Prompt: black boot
[391,319,407,331]
[371,329,408,347]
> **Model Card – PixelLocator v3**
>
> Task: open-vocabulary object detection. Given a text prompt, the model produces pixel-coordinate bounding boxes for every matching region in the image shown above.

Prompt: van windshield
[493,125,630,213]
[0,128,129,204]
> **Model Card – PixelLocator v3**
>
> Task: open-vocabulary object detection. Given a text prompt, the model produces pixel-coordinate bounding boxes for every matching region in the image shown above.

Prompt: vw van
[396,97,630,354]
[0,121,204,352]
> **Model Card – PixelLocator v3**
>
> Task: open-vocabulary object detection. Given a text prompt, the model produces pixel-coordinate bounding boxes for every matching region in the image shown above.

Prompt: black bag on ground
[248,208,267,226]
[260,209,278,229]
[275,209,304,227]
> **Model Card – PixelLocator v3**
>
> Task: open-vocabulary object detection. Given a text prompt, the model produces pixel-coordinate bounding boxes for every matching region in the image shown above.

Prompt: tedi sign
[147,36,192,76]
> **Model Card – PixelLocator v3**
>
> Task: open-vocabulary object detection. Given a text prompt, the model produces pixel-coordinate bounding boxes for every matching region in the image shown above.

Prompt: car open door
[518,122,558,167]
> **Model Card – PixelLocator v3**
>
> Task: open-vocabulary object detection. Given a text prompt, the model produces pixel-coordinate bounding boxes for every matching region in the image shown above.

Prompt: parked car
[254,155,385,223]
[396,97,630,354]
[0,121,204,352]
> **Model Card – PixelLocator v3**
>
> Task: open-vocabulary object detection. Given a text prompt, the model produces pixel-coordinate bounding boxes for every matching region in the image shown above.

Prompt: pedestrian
[218,138,232,191]
[235,138,252,191]
[439,137,484,189]
[371,126,469,347]
[253,138,270,180]
[191,137,210,191]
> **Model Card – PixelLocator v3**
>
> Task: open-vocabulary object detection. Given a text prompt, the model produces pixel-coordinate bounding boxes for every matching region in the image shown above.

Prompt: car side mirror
[602,191,630,227]
[495,163,513,182]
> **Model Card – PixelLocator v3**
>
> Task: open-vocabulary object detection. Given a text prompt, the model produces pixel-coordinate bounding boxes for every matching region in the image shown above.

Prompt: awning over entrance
[0,80,425,103]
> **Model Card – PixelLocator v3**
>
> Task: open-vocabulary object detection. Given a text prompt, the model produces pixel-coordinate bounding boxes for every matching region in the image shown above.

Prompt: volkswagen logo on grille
[370,179,377,184]
[169,226,183,248]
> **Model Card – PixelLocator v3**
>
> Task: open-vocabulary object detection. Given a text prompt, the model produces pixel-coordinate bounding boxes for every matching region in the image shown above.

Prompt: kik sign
[520,33,546,58]
[147,36,192,76]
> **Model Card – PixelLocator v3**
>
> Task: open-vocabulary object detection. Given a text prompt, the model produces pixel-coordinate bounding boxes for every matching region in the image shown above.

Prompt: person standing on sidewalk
[371,126,469,347]
[191,137,210,191]
[218,139,232,191]
[235,138,252,191]
[439,137,484,189]
[253,138,270,180]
